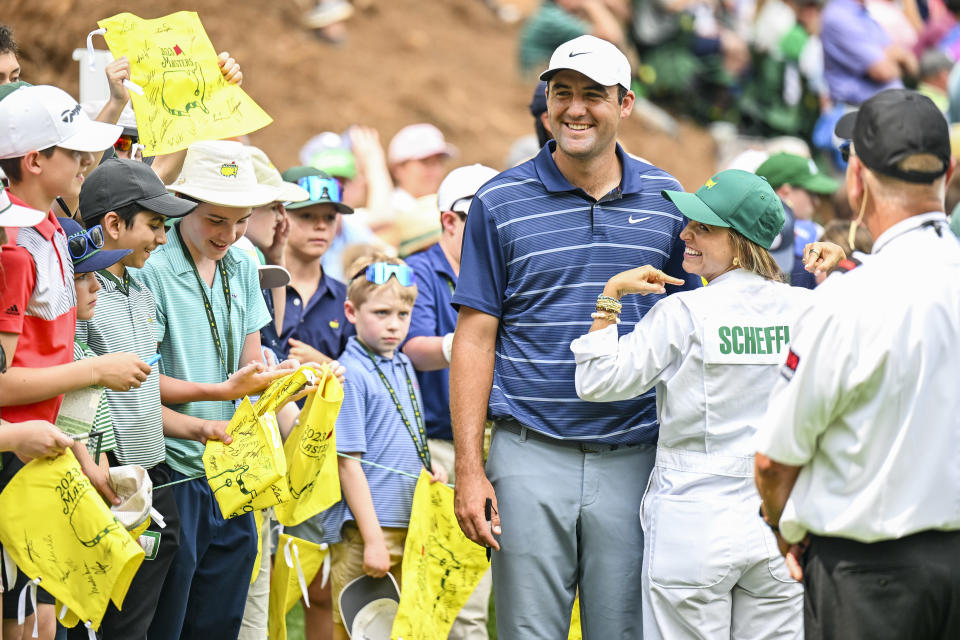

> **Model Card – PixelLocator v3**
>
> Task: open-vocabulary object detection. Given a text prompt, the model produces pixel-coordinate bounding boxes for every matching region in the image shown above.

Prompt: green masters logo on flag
[98,11,273,156]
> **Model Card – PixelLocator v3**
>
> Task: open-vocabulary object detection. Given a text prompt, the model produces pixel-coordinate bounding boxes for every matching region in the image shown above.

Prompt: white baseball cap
[437,164,499,214]
[167,140,280,208]
[247,145,310,204]
[0,189,45,227]
[388,123,457,165]
[0,85,123,160]
[539,35,632,90]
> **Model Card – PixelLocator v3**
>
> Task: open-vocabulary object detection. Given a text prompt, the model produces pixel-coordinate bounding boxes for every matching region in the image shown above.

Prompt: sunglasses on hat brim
[297,174,343,203]
[67,224,105,260]
[350,262,416,287]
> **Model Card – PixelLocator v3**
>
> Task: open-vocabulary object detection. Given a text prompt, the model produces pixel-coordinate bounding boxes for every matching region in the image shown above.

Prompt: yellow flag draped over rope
[274,367,343,526]
[391,471,488,640]
[203,397,288,519]
[268,533,330,640]
[97,11,272,156]
[0,452,144,630]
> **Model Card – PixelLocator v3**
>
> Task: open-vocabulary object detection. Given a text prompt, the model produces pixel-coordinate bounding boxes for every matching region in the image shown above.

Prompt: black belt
[494,418,632,453]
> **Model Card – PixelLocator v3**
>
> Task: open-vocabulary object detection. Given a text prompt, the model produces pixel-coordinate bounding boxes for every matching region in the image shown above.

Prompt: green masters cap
[662,169,785,249]
[755,152,839,194]
[0,81,32,103]
[310,148,357,181]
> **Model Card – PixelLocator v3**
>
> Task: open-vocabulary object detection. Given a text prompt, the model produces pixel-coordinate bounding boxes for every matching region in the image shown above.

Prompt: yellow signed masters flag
[268,533,330,640]
[98,11,272,156]
[391,471,487,640]
[274,366,343,526]
[0,451,144,629]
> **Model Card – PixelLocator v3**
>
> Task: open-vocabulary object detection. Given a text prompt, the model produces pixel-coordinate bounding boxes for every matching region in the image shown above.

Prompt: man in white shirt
[754,88,960,639]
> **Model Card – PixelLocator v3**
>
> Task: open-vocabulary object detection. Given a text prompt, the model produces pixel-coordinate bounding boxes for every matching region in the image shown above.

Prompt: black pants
[66,463,181,640]
[804,530,960,639]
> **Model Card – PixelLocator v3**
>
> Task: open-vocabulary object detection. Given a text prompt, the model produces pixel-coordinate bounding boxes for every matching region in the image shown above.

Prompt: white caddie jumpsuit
[571,269,808,640]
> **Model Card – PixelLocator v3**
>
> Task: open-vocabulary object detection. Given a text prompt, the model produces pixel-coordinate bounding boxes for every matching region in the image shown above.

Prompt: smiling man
[451,35,699,638]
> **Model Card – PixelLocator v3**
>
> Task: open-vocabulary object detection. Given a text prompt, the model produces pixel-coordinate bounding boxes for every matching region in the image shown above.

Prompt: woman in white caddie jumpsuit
[570,169,843,640]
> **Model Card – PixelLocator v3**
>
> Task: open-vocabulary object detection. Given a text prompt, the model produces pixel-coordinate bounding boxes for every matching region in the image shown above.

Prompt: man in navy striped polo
[451,35,700,638]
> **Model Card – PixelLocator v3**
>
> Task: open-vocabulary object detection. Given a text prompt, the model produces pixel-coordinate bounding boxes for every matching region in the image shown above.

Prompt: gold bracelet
[596,295,622,314]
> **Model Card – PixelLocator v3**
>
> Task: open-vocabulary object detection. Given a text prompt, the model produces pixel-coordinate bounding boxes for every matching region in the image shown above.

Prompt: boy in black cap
[73,158,232,640]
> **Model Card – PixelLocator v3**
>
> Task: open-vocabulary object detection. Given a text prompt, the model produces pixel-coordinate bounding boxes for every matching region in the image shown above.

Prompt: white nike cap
[437,164,499,214]
[539,35,631,91]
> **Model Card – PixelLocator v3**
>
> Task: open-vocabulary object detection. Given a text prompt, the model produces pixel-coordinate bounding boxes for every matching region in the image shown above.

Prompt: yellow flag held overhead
[268,533,330,640]
[97,11,272,156]
[274,367,343,526]
[391,471,488,640]
[203,397,288,519]
[0,452,144,630]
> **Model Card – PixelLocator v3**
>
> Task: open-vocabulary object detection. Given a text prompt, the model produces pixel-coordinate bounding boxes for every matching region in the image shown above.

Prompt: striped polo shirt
[70,341,117,455]
[75,268,165,468]
[335,337,427,529]
[136,228,272,476]
[452,142,700,445]
[0,204,76,423]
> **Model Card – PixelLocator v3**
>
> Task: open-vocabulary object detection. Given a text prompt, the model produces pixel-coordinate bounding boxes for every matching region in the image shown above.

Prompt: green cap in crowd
[755,152,839,194]
[662,169,785,249]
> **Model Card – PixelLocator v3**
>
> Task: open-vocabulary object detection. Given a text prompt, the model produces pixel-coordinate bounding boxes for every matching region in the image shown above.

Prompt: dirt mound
[6,0,715,189]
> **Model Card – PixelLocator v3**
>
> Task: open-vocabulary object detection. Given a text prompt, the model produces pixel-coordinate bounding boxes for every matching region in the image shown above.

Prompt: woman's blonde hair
[346,251,418,308]
[728,229,785,282]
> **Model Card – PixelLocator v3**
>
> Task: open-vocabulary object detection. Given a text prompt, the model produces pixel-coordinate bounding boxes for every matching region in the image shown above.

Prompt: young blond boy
[329,253,446,639]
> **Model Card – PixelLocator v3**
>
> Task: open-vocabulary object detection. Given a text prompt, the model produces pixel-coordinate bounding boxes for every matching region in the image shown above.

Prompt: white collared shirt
[757,212,960,543]
[572,269,811,458]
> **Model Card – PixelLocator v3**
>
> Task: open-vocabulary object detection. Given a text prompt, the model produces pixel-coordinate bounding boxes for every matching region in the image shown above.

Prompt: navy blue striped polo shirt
[453,142,700,445]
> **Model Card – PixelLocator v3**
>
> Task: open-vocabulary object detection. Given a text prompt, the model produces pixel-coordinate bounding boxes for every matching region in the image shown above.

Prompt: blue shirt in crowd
[260,270,354,362]
[335,337,427,528]
[821,0,902,105]
[402,242,458,441]
[452,142,700,446]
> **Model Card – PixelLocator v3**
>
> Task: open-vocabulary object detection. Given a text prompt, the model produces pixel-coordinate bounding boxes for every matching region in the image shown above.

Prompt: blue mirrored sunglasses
[297,175,343,204]
[350,262,416,287]
[67,224,104,260]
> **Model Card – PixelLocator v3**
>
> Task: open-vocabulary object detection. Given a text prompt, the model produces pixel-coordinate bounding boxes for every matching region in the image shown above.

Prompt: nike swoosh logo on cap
[628,216,651,224]
[568,51,590,57]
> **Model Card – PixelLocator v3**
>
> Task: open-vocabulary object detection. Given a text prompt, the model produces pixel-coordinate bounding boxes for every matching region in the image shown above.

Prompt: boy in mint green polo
[138,140,287,640]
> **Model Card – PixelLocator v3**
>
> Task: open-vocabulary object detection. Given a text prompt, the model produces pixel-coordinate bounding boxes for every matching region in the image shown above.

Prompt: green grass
[282,593,498,639]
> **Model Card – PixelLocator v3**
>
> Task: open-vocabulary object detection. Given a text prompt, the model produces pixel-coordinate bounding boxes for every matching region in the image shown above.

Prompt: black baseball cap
[79,158,198,224]
[835,89,950,184]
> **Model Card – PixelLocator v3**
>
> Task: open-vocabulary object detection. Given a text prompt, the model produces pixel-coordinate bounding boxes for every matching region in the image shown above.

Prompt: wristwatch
[759,505,780,533]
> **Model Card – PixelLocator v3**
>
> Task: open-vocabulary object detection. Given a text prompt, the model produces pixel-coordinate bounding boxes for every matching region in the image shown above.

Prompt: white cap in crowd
[247,145,310,204]
[388,123,457,165]
[168,140,280,208]
[0,188,45,227]
[539,35,632,91]
[0,85,123,159]
[437,164,499,214]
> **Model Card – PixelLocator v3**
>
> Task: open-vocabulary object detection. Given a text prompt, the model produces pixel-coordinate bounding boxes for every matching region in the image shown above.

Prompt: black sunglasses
[839,141,851,163]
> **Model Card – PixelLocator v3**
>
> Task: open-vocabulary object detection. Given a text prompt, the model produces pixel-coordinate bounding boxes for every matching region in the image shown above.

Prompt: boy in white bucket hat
[139,139,294,640]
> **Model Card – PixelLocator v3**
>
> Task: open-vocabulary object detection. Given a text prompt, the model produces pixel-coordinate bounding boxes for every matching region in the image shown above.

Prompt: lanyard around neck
[361,343,432,472]
[174,222,235,377]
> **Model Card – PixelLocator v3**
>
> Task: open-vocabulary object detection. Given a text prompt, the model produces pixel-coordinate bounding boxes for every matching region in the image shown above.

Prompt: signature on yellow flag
[98,11,272,156]
[391,471,488,640]
[0,451,144,630]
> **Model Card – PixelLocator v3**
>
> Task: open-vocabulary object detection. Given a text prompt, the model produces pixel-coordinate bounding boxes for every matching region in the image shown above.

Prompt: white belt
[655,445,754,478]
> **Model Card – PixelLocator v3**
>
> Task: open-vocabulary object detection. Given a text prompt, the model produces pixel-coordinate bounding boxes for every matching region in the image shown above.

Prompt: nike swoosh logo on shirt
[628,216,651,224]
[568,51,590,57]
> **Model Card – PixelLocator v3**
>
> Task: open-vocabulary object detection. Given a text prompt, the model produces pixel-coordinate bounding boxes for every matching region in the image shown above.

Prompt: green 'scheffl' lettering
[718,325,790,355]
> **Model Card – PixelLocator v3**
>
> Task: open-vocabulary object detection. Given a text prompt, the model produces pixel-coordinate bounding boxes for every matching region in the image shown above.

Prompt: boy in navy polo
[261,167,355,366]
[328,253,446,640]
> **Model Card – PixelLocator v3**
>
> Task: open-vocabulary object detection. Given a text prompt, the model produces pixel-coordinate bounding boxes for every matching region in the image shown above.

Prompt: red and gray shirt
[0,193,76,423]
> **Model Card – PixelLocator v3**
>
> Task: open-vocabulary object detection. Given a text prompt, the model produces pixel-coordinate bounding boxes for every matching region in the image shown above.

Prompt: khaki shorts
[330,522,407,626]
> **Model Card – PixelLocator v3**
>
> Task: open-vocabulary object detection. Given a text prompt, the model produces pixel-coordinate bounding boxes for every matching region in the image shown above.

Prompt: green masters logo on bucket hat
[662,169,785,249]
[755,153,839,194]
